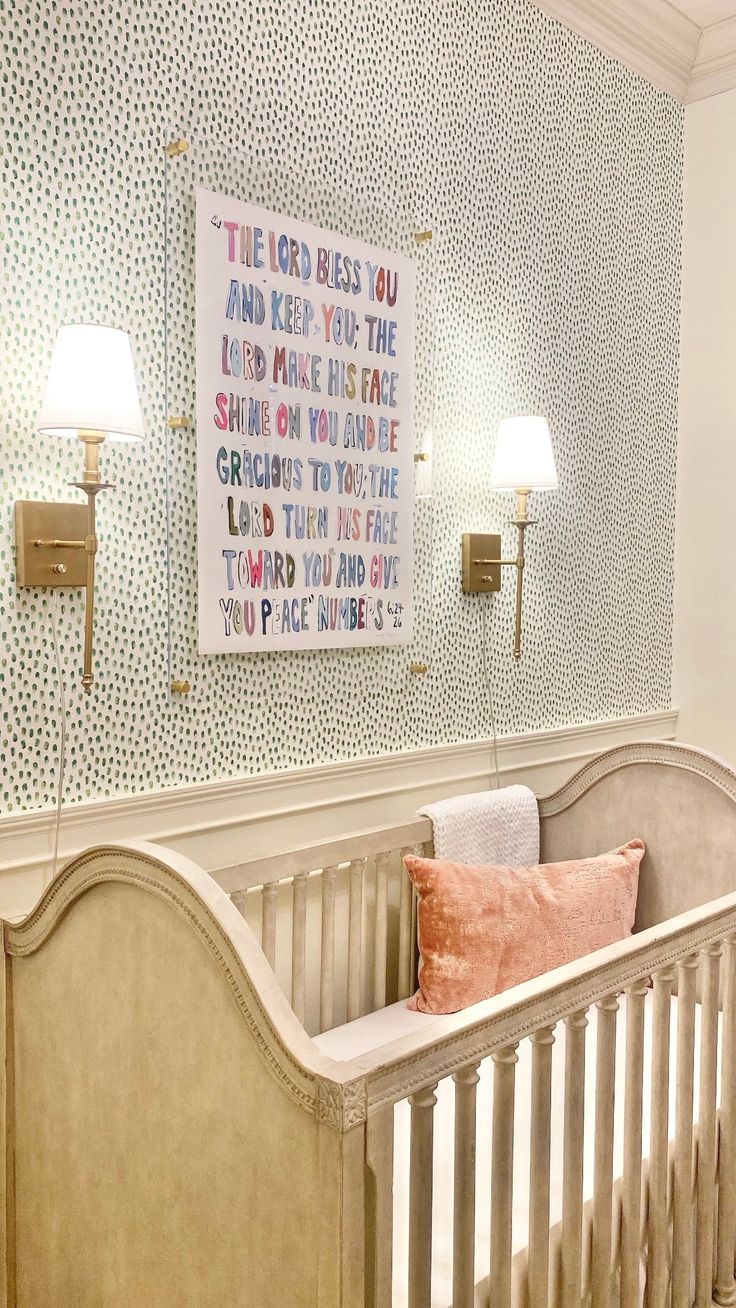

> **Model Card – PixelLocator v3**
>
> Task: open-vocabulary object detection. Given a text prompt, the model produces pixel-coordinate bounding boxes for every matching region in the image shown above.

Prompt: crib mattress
[315,992,712,1308]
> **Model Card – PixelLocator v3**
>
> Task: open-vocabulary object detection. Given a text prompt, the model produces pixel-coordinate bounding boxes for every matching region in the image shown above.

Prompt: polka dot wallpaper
[1,0,682,815]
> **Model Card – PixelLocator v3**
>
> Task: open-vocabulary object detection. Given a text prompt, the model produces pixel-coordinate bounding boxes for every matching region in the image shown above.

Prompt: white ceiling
[666,0,736,27]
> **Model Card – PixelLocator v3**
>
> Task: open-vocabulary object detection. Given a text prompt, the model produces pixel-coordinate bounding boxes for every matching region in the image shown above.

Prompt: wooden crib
[6,741,736,1307]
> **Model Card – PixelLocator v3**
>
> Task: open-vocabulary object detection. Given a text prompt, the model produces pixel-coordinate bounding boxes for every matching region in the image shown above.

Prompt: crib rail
[212,819,431,1034]
[358,888,736,1308]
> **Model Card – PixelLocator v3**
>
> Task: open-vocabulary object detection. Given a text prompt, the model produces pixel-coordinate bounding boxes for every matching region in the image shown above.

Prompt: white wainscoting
[0,709,678,921]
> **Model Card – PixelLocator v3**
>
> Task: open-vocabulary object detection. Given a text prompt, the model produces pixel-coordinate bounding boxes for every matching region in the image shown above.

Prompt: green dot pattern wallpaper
[1,0,682,814]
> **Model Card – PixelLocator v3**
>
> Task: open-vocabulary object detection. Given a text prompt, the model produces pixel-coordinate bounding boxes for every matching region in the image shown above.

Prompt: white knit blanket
[418,785,539,866]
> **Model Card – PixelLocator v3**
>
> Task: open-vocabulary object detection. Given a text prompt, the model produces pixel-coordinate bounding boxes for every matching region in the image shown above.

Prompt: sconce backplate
[15,501,87,587]
[461,532,502,594]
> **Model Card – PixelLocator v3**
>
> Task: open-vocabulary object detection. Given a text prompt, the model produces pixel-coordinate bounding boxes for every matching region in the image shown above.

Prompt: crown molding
[531,0,736,104]
[531,0,700,100]
[687,16,736,102]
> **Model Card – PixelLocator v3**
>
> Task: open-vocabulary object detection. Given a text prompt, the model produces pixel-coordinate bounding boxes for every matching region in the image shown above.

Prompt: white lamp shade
[37,324,145,442]
[491,415,558,491]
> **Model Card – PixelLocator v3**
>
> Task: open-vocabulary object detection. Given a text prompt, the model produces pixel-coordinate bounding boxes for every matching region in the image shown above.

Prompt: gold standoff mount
[166,138,189,158]
[409,661,429,676]
[167,415,190,429]
[171,679,191,695]
[413,229,433,245]
[414,451,430,463]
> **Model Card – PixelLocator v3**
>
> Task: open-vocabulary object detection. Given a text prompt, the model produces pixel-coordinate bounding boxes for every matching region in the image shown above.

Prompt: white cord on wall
[481,593,502,790]
[48,589,67,886]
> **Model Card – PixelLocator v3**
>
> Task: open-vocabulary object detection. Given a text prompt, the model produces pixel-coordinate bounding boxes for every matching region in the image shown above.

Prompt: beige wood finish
[373,852,390,1011]
[490,1044,519,1304]
[291,869,308,1024]
[230,839,429,1035]
[695,942,721,1306]
[347,858,364,1022]
[540,742,736,929]
[3,843,366,1307]
[452,1063,480,1308]
[407,1084,437,1308]
[646,967,674,1308]
[219,741,736,1040]
[561,1010,588,1306]
[716,933,736,1306]
[672,955,698,1308]
[7,742,736,1306]
[365,1104,394,1308]
[591,995,618,1306]
[620,982,647,1307]
[528,1026,555,1308]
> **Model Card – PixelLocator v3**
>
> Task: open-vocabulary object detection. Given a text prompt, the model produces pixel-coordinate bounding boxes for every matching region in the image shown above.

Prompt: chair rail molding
[530,0,736,104]
[0,709,677,921]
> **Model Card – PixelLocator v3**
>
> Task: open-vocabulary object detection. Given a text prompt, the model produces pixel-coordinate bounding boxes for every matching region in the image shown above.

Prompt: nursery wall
[1,0,682,818]
[674,88,736,768]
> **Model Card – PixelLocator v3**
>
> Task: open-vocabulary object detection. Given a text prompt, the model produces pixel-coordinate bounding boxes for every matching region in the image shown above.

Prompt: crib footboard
[1,841,367,1308]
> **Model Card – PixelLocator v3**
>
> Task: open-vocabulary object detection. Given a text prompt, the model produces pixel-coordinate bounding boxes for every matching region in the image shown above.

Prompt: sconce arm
[475,517,533,661]
[71,430,113,694]
[76,483,105,695]
[33,537,86,550]
[510,520,531,662]
[461,478,546,660]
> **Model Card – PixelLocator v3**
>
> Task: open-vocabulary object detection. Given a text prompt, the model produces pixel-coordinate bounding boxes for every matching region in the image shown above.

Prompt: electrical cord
[481,593,501,790]
[48,588,67,886]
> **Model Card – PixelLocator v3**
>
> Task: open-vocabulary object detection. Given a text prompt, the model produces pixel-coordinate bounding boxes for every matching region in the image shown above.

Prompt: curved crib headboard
[539,741,736,930]
[3,840,362,1308]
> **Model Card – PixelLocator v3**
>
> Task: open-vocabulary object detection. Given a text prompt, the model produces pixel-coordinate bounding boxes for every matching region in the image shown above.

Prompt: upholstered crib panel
[4,844,361,1308]
[539,742,736,932]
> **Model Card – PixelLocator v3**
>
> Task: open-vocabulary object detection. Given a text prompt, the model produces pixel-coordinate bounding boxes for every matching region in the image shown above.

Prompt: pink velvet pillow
[405,840,644,1015]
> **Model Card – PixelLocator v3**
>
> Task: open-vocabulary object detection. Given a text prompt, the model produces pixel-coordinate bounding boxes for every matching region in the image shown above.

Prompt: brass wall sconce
[462,415,558,660]
[14,324,145,693]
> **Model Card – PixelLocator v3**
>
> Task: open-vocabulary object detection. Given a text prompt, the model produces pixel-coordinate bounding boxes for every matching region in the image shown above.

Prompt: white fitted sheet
[315,992,715,1308]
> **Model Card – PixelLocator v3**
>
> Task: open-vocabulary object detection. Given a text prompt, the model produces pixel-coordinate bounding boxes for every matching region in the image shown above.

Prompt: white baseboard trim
[0,709,678,920]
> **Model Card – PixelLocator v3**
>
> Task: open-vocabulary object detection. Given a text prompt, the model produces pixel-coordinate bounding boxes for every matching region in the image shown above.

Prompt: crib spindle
[672,953,698,1308]
[366,1104,395,1308]
[290,872,308,1025]
[261,881,278,969]
[373,852,390,1011]
[231,889,247,918]
[528,1026,555,1308]
[408,1082,438,1308]
[410,866,419,990]
[319,865,338,1033]
[591,994,619,1308]
[561,1009,588,1308]
[347,858,364,1022]
[695,942,722,1307]
[398,848,414,1000]
[621,981,648,1308]
[490,1043,519,1307]
[453,1063,480,1308]
[716,932,736,1306]
[646,967,674,1308]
